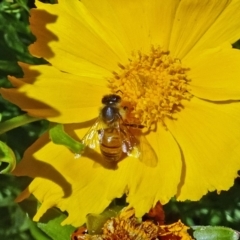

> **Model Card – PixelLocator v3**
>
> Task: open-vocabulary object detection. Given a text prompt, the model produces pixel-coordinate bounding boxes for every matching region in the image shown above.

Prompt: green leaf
[193,226,239,240]
[27,217,51,240]
[0,141,16,174]
[19,197,61,240]
[49,124,84,154]
[37,208,75,240]
[19,197,75,240]
[0,114,41,135]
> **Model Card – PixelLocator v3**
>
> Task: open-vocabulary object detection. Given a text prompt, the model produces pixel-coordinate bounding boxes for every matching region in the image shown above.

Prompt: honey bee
[81,94,157,166]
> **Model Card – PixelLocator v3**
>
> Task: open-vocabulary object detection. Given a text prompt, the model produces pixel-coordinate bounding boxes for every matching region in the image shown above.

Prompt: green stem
[0,114,42,135]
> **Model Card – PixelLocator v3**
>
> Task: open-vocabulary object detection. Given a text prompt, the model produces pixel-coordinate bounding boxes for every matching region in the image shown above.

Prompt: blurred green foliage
[0,0,240,239]
[0,0,48,239]
[164,179,240,231]
[0,0,44,85]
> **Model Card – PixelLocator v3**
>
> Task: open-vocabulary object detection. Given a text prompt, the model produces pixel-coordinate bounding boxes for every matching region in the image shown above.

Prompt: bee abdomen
[100,146,122,162]
[100,129,122,162]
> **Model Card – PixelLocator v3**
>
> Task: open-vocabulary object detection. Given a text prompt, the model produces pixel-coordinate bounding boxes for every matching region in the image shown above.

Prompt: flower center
[109,46,192,129]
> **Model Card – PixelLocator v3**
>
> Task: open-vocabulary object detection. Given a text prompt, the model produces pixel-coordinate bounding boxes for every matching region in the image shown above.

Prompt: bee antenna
[116,90,123,95]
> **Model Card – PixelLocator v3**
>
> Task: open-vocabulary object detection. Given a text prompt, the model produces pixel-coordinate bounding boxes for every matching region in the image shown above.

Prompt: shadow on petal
[30,9,59,59]
[0,85,61,119]
[12,133,72,198]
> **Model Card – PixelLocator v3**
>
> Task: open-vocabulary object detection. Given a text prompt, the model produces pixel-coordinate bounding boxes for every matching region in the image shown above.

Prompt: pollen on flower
[109,46,192,128]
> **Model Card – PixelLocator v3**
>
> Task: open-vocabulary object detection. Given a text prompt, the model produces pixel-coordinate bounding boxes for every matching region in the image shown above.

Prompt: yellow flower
[2,0,240,227]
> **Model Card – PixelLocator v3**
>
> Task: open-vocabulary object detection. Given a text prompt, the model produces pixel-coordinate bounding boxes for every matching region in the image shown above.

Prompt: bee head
[102,94,121,106]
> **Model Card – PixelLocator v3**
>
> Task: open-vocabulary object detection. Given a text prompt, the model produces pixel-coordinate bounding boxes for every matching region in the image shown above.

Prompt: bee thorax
[101,106,119,124]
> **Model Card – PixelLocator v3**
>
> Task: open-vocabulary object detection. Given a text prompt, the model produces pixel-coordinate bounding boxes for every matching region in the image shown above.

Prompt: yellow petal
[187,47,240,101]
[13,123,181,226]
[183,0,240,61]
[6,0,240,227]
[165,97,240,200]
[13,128,121,226]
[30,0,182,75]
[127,125,182,217]
[81,0,180,52]
[30,1,127,74]
[1,63,108,123]
[169,0,233,59]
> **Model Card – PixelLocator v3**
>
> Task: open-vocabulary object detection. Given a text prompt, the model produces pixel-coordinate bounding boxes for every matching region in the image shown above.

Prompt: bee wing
[138,135,158,167]
[120,124,139,155]
[81,118,103,150]
[123,134,158,168]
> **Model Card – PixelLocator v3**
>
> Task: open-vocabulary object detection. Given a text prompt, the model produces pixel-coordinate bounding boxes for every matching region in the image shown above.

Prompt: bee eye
[114,95,121,103]
[102,94,121,105]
